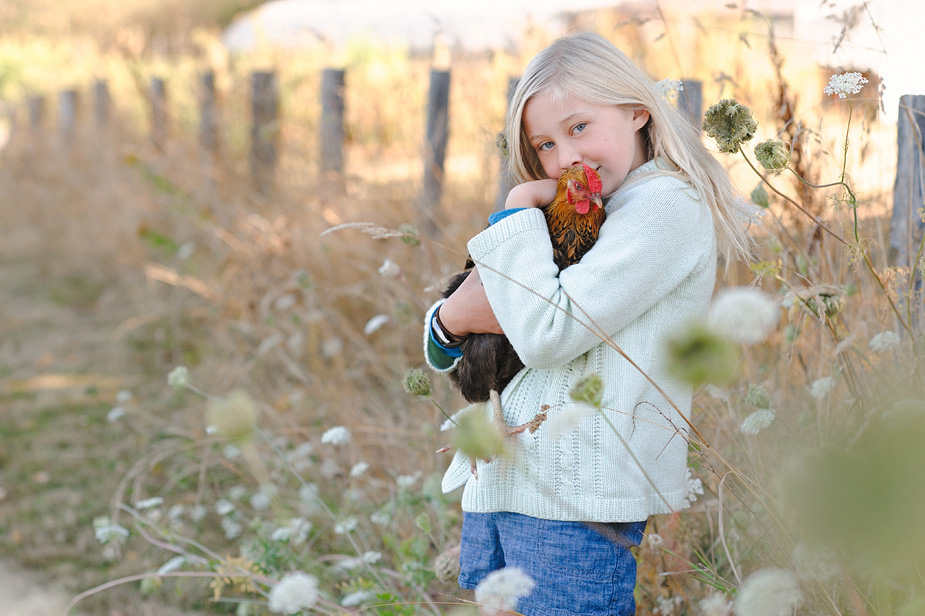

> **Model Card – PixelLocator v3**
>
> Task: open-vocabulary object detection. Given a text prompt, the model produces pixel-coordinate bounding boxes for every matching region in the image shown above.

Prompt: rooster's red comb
[582,163,603,193]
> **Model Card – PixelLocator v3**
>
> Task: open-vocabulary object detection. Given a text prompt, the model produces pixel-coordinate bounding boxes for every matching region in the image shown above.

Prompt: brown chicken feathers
[443,163,606,405]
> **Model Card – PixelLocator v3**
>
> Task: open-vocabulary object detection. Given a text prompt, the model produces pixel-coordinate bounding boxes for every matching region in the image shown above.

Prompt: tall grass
[0,5,919,615]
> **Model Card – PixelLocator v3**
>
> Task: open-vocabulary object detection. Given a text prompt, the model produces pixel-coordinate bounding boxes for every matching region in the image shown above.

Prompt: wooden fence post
[94,80,110,128]
[200,71,218,155]
[250,71,278,194]
[679,79,703,128]
[59,89,78,140]
[150,77,168,149]
[495,76,520,213]
[320,68,346,175]
[888,95,925,271]
[419,69,450,238]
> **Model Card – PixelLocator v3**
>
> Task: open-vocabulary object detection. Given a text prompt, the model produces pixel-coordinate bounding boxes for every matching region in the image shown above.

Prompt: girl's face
[523,89,650,197]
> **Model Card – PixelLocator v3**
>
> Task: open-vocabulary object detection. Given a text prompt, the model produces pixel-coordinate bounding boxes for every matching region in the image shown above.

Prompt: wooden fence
[3,71,923,250]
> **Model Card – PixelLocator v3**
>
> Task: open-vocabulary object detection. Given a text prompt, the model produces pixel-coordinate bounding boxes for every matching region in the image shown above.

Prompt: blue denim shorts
[459,511,647,616]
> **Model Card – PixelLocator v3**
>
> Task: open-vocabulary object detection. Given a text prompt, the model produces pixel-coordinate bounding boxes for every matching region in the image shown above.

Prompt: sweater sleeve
[467,175,715,370]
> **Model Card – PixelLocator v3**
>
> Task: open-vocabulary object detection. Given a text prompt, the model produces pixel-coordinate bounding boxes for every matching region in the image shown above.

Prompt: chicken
[442,162,606,436]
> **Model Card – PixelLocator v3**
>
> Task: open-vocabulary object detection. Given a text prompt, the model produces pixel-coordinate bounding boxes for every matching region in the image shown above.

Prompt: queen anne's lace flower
[754,139,790,172]
[334,516,359,535]
[93,517,130,545]
[378,259,401,278]
[167,365,189,390]
[707,287,779,345]
[869,330,900,353]
[349,462,370,477]
[268,572,320,615]
[321,426,350,446]
[735,568,803,616]
[475,566,536,614]
[702,99,758,154]
[684,468,704,507]
[741,409,776,435]
[810,377,835,399]
[654,78,683,98]
[823,72,868,98]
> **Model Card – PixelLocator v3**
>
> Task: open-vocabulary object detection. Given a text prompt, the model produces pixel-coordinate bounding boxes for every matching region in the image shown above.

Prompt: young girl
[424,32,750,615]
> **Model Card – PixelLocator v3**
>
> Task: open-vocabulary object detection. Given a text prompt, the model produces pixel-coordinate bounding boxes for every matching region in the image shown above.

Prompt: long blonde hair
[506,31,752,265]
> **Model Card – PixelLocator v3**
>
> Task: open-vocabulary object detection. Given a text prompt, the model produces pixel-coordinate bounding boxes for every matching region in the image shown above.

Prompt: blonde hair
[506,31,752,265]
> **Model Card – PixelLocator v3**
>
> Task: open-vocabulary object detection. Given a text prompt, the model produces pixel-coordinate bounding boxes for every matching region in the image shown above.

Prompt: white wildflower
[810,376,834,399]
[370,509,391,525]
[824,72,868,98]
[364,314,390,335]
[228,485,248,500]
[547,402,597,440]
[167,365,189,390]
[654,595,682,615]
[342,590,376,607]
[135,497,164,510]
[647,533,664,547]
[378,258,401,278]
[116,389,133,404]
[334,516,359,535]
[93,517,130,545]
[707,287,779,345]
[349,462,370,477]
[704,384,729,401]
[221,517,243,539]
[321,426,351,446]
[363,551,382,564]
[205,425,218,435]
[215,499,235,516]
[250,491,271,511]
[167,504,185,522]
[869,330,900,353]
[475,566,536,614]
[270,517,313,545]
[156,556,187,575]
[685,468,704,507]
[223,445,242,460]
[740,409,776,435]
[655,78,684,98]
[107,407,125,422]
[268,572,320,615]
[190,505,207,522]
[396,472,421,489]
[735,568,802,616]
[699,594,733,616]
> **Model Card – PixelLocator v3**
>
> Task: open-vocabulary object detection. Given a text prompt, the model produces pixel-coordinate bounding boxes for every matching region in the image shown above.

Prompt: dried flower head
[167,365,189,390]
[434,545,462,582]
[750,183,770,208]
[268,572,320,615]
[403,368,433,397]
[569,373,604,408]
[735,568,803,616]
[654,78,684,98]
[453,403,507,461]
[496,131,509,158]
[754,139,790,172]
[474,566,536,614]
[707,287,779,345]
[746,385,772,409]
[702,99,758,154]
[741,409,776,435]
[823,71,869,98]
[206,390,259,442]
[666,323,740,385]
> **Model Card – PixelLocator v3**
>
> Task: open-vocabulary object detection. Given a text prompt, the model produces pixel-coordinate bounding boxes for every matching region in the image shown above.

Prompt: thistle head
[755,139,790,172]
[702,99,758,154]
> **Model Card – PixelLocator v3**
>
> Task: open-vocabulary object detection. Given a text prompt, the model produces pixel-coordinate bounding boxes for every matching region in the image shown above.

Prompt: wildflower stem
[428,397,458,427]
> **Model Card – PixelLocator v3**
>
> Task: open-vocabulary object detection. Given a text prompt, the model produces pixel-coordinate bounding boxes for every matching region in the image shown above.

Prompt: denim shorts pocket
[537,520,622,582]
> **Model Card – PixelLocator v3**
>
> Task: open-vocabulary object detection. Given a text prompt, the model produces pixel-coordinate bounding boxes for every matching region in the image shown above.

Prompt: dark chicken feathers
[444,163,606,405]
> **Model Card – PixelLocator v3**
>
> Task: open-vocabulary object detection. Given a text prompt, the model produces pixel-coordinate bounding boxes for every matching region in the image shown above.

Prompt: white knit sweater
[426,160,717,522]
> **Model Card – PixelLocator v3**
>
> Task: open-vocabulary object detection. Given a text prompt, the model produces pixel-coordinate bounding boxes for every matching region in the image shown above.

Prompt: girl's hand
[438,268,503,336]
[504,179,558,209]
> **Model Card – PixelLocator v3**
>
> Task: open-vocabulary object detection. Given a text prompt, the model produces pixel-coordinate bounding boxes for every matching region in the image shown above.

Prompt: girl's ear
[632,109,651,131]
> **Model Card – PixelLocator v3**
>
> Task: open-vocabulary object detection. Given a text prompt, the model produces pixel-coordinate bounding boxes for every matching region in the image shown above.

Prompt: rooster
[443,162,605,436]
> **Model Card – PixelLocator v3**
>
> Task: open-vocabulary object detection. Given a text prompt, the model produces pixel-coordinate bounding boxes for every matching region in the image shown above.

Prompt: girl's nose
[558,146,582,171]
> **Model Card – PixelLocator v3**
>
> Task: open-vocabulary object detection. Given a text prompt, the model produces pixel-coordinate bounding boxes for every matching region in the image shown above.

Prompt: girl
[425,32,750,615]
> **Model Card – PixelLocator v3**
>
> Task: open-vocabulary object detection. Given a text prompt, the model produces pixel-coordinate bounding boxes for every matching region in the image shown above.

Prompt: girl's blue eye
[572,122,587,135]
[538,141,553,151]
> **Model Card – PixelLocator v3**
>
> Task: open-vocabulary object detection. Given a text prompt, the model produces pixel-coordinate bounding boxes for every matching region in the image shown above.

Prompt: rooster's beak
[591,195,603,210]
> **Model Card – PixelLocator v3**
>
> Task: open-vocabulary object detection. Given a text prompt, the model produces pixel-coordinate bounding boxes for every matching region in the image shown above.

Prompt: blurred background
[2,0,925,615]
